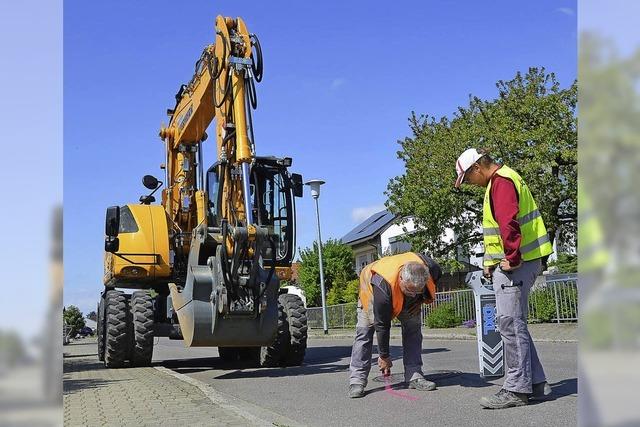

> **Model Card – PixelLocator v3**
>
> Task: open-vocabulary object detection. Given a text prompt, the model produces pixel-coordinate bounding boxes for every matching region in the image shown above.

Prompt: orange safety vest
[359,252,436,318]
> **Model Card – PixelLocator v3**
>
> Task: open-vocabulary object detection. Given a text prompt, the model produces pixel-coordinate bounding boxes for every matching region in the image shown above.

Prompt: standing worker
[348,252,441,398]
[454,148,553,409]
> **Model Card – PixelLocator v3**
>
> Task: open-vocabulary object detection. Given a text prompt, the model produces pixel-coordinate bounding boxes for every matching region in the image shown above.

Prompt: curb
[308,331,577,343]
[155,367,306,427]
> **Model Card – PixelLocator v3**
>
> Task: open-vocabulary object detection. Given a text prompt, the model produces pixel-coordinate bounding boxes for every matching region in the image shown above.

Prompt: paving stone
[64,341,264,426]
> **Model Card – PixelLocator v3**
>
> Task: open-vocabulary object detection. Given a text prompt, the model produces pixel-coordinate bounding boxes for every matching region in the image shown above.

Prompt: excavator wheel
[130,291,155,367]
[104,290,131,368]
[259,294,290,367]
[281,293,308,366]
[97,293,106,361]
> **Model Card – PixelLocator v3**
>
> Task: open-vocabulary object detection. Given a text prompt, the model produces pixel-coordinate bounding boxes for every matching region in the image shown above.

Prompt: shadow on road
[159,355,349,378]
[363,371,495,396]
[527,378,577,404]
[159,345,452,380]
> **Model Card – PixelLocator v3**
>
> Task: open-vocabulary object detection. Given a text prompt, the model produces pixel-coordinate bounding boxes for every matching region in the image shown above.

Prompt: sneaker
[408,378,437,391]
[530,381,552,401]
[348,384,365,398]
[480,389,529,409]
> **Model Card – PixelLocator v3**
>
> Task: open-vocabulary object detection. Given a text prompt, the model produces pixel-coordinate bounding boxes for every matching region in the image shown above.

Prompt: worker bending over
[348,252,441,398]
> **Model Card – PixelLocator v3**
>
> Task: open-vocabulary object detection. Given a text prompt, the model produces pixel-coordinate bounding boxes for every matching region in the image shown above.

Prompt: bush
[547,253,577,274]
[528,288,556,323]
[343,279,360,303]
[326,284,343,306]
[528,284,578,322]
[426,303,462,328]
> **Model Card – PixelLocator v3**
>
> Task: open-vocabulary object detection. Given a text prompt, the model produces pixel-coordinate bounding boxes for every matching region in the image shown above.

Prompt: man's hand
[499,259,522,272]
[378,356,392,377]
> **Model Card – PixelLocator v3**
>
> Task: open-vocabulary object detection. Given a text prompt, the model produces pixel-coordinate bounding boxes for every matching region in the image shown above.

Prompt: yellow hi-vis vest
[483,166,553,267]
[359,252,436,318]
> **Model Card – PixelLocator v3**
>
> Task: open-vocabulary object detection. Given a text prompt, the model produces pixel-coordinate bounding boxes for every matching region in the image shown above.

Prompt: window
[119,206,139,233]
[253,167,292,263]
[207,166,220,225]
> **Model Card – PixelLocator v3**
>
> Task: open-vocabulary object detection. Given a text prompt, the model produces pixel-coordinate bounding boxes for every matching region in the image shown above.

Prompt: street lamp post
[305,179,328,335]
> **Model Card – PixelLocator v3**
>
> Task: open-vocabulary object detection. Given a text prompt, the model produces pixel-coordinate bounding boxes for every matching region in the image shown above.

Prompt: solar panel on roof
[341,210,397,244]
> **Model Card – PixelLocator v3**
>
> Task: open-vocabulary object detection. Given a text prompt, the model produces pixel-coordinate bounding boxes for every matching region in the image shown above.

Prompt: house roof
[341,210,397,246]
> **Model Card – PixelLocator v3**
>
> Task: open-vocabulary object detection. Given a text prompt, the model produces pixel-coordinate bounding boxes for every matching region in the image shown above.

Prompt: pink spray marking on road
[382,375,419,401]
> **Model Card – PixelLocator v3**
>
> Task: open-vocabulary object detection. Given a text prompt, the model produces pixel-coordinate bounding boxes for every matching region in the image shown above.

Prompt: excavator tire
[281,293,308,366]
[130,291,155,367]
[104,290,130,368]
[97,293,106,361]
[259,294,290,367]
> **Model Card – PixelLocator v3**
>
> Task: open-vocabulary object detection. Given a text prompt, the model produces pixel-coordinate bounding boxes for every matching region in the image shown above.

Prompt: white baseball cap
[454,148,483,188]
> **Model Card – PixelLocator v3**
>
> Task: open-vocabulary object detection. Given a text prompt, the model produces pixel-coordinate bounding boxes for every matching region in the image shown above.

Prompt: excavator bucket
[168,230,279,347]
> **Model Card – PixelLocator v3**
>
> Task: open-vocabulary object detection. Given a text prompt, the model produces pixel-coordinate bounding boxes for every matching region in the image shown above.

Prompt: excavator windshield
[206,159,296,266]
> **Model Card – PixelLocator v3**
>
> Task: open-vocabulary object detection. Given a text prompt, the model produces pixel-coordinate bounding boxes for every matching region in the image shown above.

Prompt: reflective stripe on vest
[483,209,542,236]
[482,166,553,267]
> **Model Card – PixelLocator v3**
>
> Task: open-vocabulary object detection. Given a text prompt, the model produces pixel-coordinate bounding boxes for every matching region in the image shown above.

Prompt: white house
[341,210,482,288]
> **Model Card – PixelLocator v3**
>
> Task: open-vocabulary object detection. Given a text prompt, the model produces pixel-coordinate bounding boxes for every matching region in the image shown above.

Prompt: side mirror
[290,173,303,198]
[105,237,119,253]
[143,175,160,190]
[105,206,120,237]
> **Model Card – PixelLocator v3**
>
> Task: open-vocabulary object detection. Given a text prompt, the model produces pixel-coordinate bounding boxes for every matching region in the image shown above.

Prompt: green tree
[86,311,97,322]
[63,305,86,337]
[298,239,357,307]
[386,68,577,259]
[343,279,360,303]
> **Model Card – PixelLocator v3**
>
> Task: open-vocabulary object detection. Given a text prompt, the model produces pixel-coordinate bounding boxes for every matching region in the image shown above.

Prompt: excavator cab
[206,156,303,269]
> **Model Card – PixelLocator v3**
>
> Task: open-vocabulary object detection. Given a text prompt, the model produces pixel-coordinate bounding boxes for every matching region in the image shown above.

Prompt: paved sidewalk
[63,339,272,427]
[309,322,577,342]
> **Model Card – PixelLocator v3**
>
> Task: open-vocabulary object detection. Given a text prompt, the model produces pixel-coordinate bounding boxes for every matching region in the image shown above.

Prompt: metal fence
[307,273,578,329]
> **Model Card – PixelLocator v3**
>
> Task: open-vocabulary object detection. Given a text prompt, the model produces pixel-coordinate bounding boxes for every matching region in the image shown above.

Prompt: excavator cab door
[206,159,298,267]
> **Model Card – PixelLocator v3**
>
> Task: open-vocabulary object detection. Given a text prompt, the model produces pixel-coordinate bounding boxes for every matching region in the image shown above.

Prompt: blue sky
[64,0,576,313]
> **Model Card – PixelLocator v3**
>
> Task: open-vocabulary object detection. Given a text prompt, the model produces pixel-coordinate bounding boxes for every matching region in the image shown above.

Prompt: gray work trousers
[348,300,424,386]
[493,259,547,393]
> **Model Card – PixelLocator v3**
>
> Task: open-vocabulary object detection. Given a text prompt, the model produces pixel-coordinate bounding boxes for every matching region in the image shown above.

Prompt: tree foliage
[86,311,97,322]
[386,68,577,258]
[63,305,86,337]
[298,239,357,307]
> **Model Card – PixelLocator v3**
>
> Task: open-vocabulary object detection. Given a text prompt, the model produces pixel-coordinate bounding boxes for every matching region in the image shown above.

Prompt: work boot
[480,389,529,409]
[348,384,365,398]
[408,378,437,391]
[530,381,552,401]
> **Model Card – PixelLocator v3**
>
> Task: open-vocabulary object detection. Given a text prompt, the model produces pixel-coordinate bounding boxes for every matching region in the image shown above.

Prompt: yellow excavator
[98,15,307,368]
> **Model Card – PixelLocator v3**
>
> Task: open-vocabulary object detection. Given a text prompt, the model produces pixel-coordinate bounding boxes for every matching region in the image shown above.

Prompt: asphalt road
[154,336,577,427]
